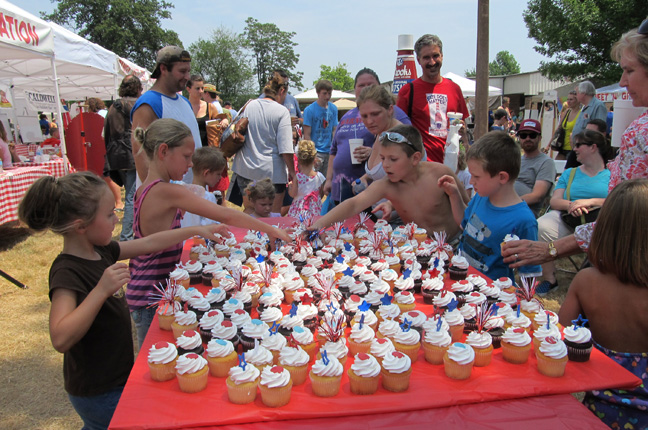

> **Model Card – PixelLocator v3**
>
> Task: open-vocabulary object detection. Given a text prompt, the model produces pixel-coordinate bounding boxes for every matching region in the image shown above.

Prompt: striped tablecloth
[0,166,51,224]
[13,158,75,178]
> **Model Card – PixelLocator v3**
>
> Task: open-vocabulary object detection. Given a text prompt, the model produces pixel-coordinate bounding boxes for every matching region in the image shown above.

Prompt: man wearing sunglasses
[513,119,556,216]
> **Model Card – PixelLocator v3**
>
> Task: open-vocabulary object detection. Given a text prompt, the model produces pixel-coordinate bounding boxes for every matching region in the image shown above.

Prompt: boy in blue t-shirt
[439,131,542,281]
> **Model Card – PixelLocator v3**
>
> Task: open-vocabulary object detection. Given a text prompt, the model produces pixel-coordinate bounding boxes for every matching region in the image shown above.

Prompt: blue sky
[21,0,547,93]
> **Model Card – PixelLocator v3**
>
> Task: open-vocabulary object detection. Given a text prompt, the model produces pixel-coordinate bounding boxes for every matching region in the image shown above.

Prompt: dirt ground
[0,216,582,430]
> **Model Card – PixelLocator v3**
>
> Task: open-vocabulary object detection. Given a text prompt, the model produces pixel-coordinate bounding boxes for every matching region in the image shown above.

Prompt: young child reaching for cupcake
[18,172,228,430]
[287,139,326,219]
[310,124,469,244]
[128,119,291,346]
[558,179,648,429]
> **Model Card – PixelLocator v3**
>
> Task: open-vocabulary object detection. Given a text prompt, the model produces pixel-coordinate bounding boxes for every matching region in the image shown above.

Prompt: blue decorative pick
[433,257,440,269]
[289,302,298,317]
[400,318,412,332]
[256,254,265,263]
[358,300,371,312]
[546,313,551,330]
[269,321,279,336]
[321,350,330,366]
[447,298,458,312]
[380,293,393,306]
[344,242,352,252]
[336,255,345,263]
[326,302,337,314]
[436,317,443,332]
[403,268,412,279]
[343,267,354,277]
[516,305,521,318]
[572,314,589,329]
[490,306,499,317]
[238,354,247,371]
[359,314,365,329]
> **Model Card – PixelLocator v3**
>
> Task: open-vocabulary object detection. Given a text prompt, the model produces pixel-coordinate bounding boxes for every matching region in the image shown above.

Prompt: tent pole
[7,80,20,144]
[51,57,69,174]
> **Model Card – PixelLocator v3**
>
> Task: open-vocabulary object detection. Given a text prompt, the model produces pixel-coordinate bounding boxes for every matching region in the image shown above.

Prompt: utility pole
[474,0,489,141]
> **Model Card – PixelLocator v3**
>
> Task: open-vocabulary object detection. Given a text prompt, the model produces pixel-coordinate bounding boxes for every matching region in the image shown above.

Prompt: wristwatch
[548,241,558,259]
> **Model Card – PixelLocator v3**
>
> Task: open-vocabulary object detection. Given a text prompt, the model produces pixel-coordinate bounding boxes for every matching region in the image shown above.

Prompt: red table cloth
[109,217,640,429]
[13,158,75,178]
[0,166,50,224]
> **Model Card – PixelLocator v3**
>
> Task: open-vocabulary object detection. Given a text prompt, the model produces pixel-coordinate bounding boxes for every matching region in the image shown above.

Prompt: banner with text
[0,2,54,55]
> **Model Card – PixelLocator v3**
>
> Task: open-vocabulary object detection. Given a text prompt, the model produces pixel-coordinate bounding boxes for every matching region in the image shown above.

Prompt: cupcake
[222,298,245,319]
[532,310,560,332]
[351,309,378,331]
[459,304,477,332]
[230,309,252,333]
[444,308,465,342]
[484,316,505,349]
[448,254,469,280]
[210,320,239,349]
[535,336,569,377]
[369,337,396,366]
[171,310,199,339]
[184,260,203,285]
[187,296,211,321]
[226,361,260,404]
[290,326,318,361]
[175,353,209,393]
[422,323,452,365]
[348,322,376,356]
[493,276,515,293]
[443,342,475,380]
[205,338,238,377]
[157,301,181,331]
[259,307,284,327]
[394,291,416,314]
[278,345,310,385]
[421,277,445,304]
[392,325,421,362]
[261,331,287,364]
[376,296,401,322]
[465,331,493,367]
[240,319,270,352]
[348,352,381,395]
[505,311,532,333]
[147,341,178,382]
[169,267,190,288]
[381,351,412,392]
[176,329,204,356]
[400,310,427,335]
[205,287,227,310]
[309,352,344,397]
[199,309,225,343]
[318,339,349,366]
[501,327,532,364]
[563,324,593,362]
[244,342,274,370]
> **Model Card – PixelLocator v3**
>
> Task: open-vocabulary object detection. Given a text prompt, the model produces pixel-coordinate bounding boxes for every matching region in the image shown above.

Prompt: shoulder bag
[560,167,601,229]
[550,109,570,151]
[220,100,251,158]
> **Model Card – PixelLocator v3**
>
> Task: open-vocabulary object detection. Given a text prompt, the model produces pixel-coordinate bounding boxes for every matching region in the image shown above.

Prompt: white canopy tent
[294,89,356,104]
[443,72,502,98]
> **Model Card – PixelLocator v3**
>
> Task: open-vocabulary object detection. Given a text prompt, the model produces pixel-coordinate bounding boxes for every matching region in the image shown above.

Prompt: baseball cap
[204,83,220,94]
[517,119,541,134]
[151,46,191,79]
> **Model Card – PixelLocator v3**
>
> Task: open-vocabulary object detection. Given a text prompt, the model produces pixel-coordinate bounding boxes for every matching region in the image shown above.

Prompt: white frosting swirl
[278,345,309,366]
[291,326,314,345]
[350,353,381,377]
[311,355,343,377]
[539,337,568,359]
[175,353,207,375]
[563,325,592,344]
[206,338,234,358]
[394,327,420,345]
[350,323,376,343]
[395,291,415,304]
[200,309,225,330]
[228,363,260,385]
[466,331,492,349]
[382,351,412,373]
[378,303,401,320]
[450,255,469,270]
[370,337,395,357]
[446,342,475,364]
[245,344,273,366]
[424,328,452,347]
[262,332,287,351]
[148,341,178,364]
[174,310,197,326]
[502,327,532,346]
[211,321,238,340]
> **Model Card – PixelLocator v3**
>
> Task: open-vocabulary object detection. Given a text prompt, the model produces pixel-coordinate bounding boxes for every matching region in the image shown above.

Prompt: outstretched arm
[438,174,466,227]
[311,180,387,230]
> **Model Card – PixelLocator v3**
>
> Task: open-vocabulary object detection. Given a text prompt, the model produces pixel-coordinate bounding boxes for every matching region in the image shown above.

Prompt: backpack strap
[408,82,414,118]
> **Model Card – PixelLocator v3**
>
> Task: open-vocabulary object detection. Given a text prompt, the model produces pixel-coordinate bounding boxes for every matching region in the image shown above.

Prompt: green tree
[465,50,521,77]
[243,17,304,92]
[189,27,256,108]
[313,63,354,92]
[42,0,181,71]
[524,0,648,84]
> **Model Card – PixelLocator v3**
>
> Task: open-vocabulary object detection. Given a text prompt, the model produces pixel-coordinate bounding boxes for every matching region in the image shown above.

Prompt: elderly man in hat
[514,119,556,216]
[130,46,201,183]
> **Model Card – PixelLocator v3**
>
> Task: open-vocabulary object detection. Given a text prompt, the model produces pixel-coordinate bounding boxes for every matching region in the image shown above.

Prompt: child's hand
[97,263,130,298]
[438,175,459,196]
[372,201,393,220]
[201,224,231,242]
[272,227,293,244]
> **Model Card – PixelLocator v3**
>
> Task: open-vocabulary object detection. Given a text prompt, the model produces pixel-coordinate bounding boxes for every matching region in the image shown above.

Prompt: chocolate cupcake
[176,330,205,356]
[563,325,593,362]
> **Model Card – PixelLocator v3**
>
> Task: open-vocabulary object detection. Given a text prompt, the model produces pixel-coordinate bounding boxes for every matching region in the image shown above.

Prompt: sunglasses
[517,132,538,139]
[380,131,415,148]
[639,18,648,35]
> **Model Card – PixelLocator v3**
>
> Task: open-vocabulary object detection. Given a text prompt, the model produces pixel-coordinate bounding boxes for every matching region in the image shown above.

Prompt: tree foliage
[189,27,256,108]
[42,0,181,71]
[313,63,354,92]
[243,17,303,92]
[524,0,648,84]
[465,51,520,78]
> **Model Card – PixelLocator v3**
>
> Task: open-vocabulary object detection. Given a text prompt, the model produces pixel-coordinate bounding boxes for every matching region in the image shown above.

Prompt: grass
[0,213,580,430]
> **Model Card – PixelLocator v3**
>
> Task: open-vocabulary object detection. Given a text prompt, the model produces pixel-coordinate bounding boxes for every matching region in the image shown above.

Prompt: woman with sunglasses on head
[535,130,611,295]
[503,19,648,277]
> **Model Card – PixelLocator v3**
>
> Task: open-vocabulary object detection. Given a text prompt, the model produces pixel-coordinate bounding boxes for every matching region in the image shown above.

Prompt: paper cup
[349,139,363,164]
[447,112,462,125]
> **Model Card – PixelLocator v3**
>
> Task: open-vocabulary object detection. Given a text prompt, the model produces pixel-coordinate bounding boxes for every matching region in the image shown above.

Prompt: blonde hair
[296,139,317,165]
[356,85,393,110]
[611,27,648,70]
[133,118,192,159]
[245,178,275,202]
[19,172,107,235]
[588,179,648,286]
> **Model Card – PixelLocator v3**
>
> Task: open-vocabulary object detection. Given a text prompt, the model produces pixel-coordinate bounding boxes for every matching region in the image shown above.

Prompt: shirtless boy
[310,124,468,241]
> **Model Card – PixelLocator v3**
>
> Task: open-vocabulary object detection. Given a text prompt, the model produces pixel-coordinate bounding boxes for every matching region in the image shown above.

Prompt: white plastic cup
[349,138,364,164]
[447,112,463,125]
